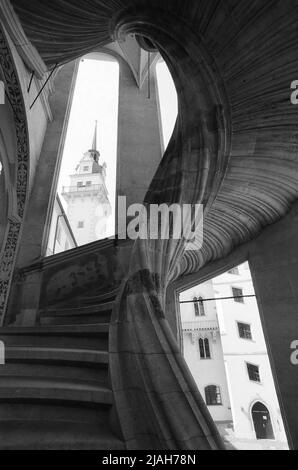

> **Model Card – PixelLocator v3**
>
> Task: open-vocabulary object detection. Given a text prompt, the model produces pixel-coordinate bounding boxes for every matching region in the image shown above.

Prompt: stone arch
[50,49,120,246]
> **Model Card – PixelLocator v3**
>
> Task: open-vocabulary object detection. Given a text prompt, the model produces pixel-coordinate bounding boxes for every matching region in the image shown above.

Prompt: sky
[156,61,178,150]
[57,57,178,238]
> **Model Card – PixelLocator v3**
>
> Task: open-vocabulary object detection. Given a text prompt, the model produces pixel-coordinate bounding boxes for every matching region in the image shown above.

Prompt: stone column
[4,60,78,325]
[116,60,163,234]
[17,60,79,268]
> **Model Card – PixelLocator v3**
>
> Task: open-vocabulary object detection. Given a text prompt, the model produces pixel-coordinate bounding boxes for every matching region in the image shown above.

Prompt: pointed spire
[91,120,98,151]
[89,120,100,165]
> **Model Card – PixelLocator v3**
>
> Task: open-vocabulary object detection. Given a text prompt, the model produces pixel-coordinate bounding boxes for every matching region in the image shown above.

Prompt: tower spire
[91,120,98,151]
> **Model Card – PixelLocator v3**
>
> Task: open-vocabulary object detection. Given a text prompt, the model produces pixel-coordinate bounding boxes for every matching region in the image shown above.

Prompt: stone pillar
[16,60,79,269]
[249,201,298,449]
[116,61,163,233]
[4,60,78,326]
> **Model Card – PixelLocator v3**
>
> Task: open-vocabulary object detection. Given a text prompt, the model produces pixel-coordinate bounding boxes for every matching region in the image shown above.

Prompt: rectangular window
[86,181,92,186]
[247,363,261,382]
[238,322,252,340]
[232,287,244,303]
[194,297,205,317]
[78,221,84,229]
[199,338,211,359]
[83,166,89,172]
[205,386,222,406]
[77,181,83,187]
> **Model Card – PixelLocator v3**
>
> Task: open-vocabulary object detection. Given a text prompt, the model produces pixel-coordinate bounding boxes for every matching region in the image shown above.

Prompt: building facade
[181,263,288,447]
[180,280,233,425]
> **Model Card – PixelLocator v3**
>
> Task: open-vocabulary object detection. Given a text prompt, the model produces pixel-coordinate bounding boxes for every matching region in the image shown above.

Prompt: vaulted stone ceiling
[4,0,298,277]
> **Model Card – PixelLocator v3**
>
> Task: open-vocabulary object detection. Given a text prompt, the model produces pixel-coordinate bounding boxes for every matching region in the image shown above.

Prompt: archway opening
[47,54,119,256]
[252,402,275,440]
[179,261,289,450]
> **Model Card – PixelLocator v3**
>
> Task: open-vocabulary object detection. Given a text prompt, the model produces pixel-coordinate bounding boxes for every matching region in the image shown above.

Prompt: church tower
[62,122,111,246]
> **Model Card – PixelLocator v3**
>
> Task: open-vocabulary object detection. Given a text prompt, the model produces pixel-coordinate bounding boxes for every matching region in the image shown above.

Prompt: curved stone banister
[5,238,132,326]
[108,6,230,449]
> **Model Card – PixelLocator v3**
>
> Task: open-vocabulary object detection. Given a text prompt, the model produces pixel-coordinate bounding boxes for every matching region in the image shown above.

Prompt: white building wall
[213,262,288,443]
[66,194,108,246]
[180,262,288,445]
[180,281,232,423]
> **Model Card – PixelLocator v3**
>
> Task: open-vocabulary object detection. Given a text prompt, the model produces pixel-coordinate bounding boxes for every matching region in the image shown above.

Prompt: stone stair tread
[0,324,110,335]
[5,347,109,364]
[78,288,118,302]
[39,302,114,317]
[0,277,122,448]
[0,374,107,388]
[0,420,125,450]
[0,375,110,391]
[0,377,113,404]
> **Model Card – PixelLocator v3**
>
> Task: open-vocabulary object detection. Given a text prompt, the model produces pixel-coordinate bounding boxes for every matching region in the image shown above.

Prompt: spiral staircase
[0,281,125,449]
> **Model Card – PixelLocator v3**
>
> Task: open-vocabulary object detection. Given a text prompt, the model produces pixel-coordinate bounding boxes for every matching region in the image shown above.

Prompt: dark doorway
[252,402,275,440]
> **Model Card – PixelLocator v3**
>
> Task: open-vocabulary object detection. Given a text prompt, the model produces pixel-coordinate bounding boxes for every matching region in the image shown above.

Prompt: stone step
[0,420,125,450]
[0,362,109,387]
[0,376,113,406]
[0,293,122,449]
[0,325,109,351]
[0,324,110,335]
[0,402,111,426]
[0,326,110,385]
[39,303,113,326]
[4,346,109,366]
[39,301,114,317]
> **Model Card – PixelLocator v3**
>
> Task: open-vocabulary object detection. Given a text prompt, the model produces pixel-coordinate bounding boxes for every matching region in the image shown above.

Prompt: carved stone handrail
[6,237,133,326]
[110,4,229,450]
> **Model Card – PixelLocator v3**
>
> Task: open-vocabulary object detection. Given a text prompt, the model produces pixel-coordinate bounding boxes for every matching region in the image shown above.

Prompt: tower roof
[88,120,100,165]
[71,120,106,176]
[91,120,98,152]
